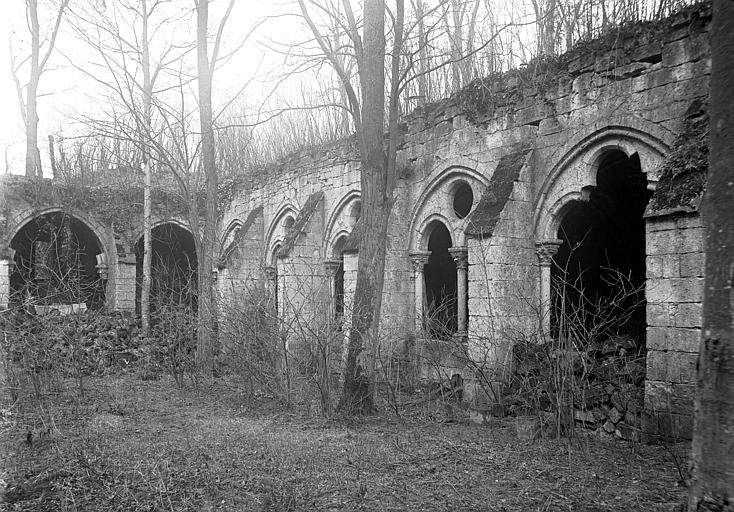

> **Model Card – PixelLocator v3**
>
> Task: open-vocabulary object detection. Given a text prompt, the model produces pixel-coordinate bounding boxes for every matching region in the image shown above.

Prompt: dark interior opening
[551,151,651,346]
[10,212,105,310]
[136,223,198,314]
[424,222,457,337]
[453,182,474,219]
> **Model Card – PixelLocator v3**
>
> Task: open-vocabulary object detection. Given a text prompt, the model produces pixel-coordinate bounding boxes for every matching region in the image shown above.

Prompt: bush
[1,310,142,397]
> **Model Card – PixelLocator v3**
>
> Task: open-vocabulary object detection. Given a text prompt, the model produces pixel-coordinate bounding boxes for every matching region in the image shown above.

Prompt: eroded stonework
[0,3,712,439]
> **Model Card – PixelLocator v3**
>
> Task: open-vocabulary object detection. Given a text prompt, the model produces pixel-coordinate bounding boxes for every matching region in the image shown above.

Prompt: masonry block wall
[644,213,705,438]
[0,4,713,438]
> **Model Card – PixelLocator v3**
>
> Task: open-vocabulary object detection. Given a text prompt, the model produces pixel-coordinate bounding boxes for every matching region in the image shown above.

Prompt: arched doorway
[9,212,106,310]
[136,223,198,314]
[424,221,457,337]
[551,150,651,343]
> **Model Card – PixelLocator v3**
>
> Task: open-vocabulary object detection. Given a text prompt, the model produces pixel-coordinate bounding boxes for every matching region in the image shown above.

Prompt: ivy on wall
[1,176,205,246]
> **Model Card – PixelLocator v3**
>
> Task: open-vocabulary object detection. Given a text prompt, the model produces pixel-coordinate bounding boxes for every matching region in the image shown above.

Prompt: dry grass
[1,374,688,511]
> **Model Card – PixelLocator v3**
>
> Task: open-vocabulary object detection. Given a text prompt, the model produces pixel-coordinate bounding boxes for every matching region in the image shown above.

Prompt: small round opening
[283,216,295,230]
[453,182,474,219]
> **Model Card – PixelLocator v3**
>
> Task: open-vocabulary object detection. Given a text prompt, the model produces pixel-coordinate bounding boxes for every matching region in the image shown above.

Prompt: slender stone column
[323,259,341,321]
[264,265,277,311]
[115,247,137,312]
[535,239,563,335]
[409,250,431,333]
[0,258,14,310]
[449,247,469,339]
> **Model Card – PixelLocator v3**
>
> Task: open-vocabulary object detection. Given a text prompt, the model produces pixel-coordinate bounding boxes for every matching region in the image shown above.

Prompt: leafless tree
[194,0,235,370]
[68,0,192,335]
[11,0,70,178]
[688,0,734,507]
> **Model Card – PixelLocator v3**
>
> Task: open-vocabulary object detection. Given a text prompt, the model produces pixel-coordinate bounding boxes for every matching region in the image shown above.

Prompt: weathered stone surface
[608,407,623,424]
[615,422,641,442]
[647,326,700,352]
[610,393,626,413]
[625,411,640,427]
[679,252,705,277]
[644,380,695,415]
[646,277,704,304]
[574,409,595,423]
[0,6,713,442]
[646,351,698,383]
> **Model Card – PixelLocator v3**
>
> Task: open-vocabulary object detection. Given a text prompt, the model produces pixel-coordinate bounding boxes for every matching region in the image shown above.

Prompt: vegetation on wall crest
[2,176,203,237]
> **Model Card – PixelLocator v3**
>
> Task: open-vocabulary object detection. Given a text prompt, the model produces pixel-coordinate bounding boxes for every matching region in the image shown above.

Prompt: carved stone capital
[535,239,563,266]
[323,259,342,276]
[264,265,277,280]
[409,250,431,273]
[96,263,109,281]
[448,247,469,270]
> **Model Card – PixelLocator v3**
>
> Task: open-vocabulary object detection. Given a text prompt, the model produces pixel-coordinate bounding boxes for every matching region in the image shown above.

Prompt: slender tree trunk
[688,0,734,508]
[142,160,152,332]
[141,0,153,337]
[22,0,67,178]
[26,0,41,177]
[26,78,41,178]
[196,0,218,371]
[48,135,57,177]
[340,0,388,414]
[412,0,428,104]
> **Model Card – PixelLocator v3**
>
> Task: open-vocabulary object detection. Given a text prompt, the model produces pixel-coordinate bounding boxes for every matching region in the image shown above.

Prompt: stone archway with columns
[1,206,117,311]
[408,164,486,342]
[532,125,670,338]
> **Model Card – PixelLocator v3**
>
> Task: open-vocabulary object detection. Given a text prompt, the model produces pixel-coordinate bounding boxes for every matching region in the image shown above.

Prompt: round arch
[219,218,244,261]
[8,208,111,309]
[135,221,198,313]
[132,217,193,246]
[324,189,361,258]
[7,206,111,259]
[265,203,298,261]
[533,125,669,240]
[408,165,488,251]
[415,214,455,251]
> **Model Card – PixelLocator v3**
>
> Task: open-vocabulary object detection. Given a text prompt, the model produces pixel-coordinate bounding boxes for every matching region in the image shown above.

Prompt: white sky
[0,0,305,174]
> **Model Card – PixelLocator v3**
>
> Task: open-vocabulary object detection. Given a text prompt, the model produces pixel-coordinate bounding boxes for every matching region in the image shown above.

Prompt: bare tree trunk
[195,0,219,371]
[20,0,68,178]
[340,0,389,414]
[411,0,428,104]
[26,78,42,177]
[26,0,41,178]
[48,135,57,177]
[141,0,153,338]
[688,0,734,508]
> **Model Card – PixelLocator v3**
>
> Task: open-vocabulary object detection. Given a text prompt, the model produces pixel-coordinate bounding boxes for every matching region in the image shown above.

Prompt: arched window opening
[453,182,474,219]
[551,151,651,347]
[136,223,198,315]
[424,222,457,337]
[10,212,105,311]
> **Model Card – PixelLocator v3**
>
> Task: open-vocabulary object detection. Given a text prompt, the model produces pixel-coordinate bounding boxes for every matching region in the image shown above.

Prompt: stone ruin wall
[0,3,712,439]
[218,3,711,439]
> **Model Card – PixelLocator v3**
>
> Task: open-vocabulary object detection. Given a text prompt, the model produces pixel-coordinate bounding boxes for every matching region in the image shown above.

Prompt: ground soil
[0,375,688,511]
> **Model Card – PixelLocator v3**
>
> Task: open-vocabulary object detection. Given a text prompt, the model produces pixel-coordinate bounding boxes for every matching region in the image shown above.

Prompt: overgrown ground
[1,375,688,511]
